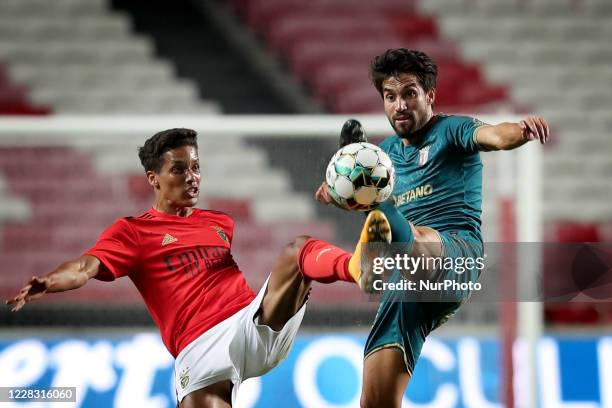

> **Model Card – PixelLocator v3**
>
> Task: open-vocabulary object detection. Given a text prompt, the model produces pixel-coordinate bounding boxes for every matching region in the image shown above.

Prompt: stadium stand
[111,0,316,114]
[0,0,219,114]
[225,0,513,113]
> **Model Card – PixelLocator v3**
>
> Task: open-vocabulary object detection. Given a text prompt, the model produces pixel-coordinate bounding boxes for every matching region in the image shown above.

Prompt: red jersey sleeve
[85,218,139,281]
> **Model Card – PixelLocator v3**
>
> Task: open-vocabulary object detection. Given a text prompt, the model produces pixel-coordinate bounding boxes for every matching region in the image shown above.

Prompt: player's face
[151,145,201,209]
[382,73,435,139]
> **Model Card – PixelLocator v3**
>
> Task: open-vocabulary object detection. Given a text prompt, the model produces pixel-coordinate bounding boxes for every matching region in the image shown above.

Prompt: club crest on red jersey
[211,226,229,243]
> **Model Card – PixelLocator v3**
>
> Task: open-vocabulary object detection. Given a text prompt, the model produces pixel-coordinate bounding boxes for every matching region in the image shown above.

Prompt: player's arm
[475,115,549,151]
[6,255,101,312]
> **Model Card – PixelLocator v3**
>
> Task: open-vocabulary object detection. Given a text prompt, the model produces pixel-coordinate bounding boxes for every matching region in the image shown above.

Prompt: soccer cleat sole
[360,210,392,294]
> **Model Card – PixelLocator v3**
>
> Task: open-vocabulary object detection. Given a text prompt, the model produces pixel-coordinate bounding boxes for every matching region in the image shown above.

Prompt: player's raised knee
[285,235,311,255]
[411,226,443,258]
[293,235,311,248]
[276,235,311,272]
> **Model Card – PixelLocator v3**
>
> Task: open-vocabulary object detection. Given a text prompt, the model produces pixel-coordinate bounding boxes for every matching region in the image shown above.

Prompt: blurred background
[0,0,611,406]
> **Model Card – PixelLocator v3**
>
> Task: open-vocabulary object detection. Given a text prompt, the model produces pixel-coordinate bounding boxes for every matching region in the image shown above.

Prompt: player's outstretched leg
[296,210,391,293]
[255,215,392,330]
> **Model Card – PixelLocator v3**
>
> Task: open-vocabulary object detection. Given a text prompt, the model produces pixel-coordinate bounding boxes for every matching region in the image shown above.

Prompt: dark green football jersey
[379,114,487,239]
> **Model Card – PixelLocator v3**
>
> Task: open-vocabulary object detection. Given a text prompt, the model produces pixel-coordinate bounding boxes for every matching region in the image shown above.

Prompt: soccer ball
[325,142,395,211]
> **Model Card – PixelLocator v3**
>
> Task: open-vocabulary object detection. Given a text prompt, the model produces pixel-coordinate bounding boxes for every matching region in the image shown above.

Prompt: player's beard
[389,112,418,140]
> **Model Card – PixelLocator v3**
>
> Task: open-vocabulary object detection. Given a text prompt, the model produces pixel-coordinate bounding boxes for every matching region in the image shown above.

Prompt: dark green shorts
[364,229,483,374]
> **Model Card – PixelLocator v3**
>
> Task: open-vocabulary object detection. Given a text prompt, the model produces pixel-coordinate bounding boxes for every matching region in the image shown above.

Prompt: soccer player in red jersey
[6,128,360,408]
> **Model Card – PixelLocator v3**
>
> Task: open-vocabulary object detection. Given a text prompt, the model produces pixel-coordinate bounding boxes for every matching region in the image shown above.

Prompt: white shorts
[174,276,307,403]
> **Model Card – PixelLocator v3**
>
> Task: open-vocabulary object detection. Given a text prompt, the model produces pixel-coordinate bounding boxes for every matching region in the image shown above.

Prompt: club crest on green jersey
[418,145,430,166]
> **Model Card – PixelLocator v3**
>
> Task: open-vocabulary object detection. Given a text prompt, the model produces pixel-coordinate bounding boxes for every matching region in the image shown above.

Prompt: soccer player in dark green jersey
[314,48,549,407]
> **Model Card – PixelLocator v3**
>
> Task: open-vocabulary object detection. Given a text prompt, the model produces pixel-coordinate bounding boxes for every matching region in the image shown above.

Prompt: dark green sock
[378,200,414,249]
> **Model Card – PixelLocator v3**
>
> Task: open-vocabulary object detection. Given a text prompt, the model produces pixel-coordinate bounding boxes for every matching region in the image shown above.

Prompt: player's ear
[426,88,435,106]
[146,171,159,189]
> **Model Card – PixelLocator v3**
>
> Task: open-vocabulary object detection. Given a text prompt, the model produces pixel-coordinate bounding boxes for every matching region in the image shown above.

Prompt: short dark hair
[138,128,198,172]
[369,48,438,95]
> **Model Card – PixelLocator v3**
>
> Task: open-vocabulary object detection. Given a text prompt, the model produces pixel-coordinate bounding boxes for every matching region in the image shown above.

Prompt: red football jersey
[86,207,256,357]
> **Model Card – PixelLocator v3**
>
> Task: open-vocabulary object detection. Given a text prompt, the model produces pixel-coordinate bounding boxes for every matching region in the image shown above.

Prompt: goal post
[516,140,544,408]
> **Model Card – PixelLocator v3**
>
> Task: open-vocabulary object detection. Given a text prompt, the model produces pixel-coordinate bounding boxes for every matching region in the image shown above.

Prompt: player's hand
[314,182,347,210]
[315,182,333,204]
[519,116,549,144]
[5,276,50,312]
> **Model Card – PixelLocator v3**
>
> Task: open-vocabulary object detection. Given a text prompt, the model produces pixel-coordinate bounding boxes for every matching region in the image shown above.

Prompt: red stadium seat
[310,64,371,101]
[0,62,51,115]
[331,85,382,114]
[207,197,252,221]
[245,0,417,32]
[388,14,437,39]
[127,174,152,202]
[555,222,601,242]
[0,84,29,105]
[225,0,510,113]
[460,84,507,105]
[268,15,399,54]
[543,222,608,325]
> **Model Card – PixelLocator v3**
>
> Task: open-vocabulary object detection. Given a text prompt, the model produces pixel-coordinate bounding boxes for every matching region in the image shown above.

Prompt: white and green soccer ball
[325,142,395,211]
